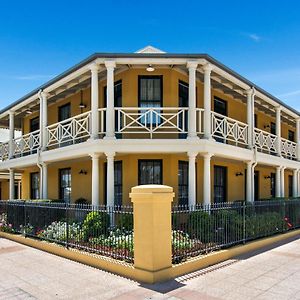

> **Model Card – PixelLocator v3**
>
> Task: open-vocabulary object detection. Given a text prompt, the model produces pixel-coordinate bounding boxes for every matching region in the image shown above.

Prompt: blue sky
[0,0,300,111]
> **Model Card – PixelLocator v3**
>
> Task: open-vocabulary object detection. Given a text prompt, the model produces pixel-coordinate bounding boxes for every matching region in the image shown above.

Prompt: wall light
[264,124,270,129]
[79,169,87,175]
[146,64,155,72]
[264,175,271,179]
[235,172,243,177]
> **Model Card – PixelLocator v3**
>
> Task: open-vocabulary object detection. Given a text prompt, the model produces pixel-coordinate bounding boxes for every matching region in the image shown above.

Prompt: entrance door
[214,98,227,143]
[178,81,188,139]
[178,161,188,205]
[254,171,259,201]
[270,173,276,198]
[214,166,227,203]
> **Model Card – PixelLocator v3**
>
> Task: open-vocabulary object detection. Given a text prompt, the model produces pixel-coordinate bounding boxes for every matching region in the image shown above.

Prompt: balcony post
[90,153,100,206]
[42,163,48,199]
[203,64,213,140]
[8,110,15,158]
[276,106,282,156]
[293,169,298,198]
[38,91,48,150]
[187,61,198,139]
[106,151,115,207]
[203,153,212,206]
[246,88,255,149]
[246,161,253,202]
[9,168,15,200]
[296,118,300,160]
[188,151,197,206]
[276,166,281,198]
[90,63,100,139]
[280,166,285,197]
[105,61,116,139]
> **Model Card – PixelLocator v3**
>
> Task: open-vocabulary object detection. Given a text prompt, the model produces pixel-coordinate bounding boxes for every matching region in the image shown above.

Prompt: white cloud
[248,33,262,42]
[277,89,300,98]
[13,75,53,81]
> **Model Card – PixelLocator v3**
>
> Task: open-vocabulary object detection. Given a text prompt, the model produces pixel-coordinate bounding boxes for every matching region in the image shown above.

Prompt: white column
[281,167,285,197]
[17,181,21,199]
[203,64,213,140]
[90,64,100,139]
[39,91,48,150]
[246,89,254,149]
[276,106,282,156]
[188,152,197,206]
[203,153,212,206]
[9,168,15,200]
[293,169,298,198]
[246,161,253,202]
[106,152,115,207]
[42,163,48,199]
[91,153,100,206]
[187,61,198,139]
[9,110,15,158]
[296,118,300,160]
[105,61,116,139]
[276,166,281,198]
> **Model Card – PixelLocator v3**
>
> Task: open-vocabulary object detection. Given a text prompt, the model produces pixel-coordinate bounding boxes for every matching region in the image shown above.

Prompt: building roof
[0,48,299,117]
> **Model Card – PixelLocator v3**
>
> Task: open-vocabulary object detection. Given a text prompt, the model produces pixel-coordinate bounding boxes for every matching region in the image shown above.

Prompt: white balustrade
[281,138,297,159]
[211,111,248,146]
[254,128,278,154]
[115,107,189,138]
[13,130,40,156]
[98,108,106,134]
[47,111,91,147]
[0,142,9,161]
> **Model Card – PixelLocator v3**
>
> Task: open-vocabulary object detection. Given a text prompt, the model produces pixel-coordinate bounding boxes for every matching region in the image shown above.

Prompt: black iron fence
[172,199,300,263]
[0,201,133,263]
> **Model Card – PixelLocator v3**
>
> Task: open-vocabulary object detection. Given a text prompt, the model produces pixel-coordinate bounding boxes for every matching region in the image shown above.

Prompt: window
[254,114,258,128]
[288,130,295,142]
[270,173,276,198]
[138,76,163,124]
[214,166,227,203]
[58,103,71,122]
[30,117,39,132]
[178,81,189,138]
[30,172,40,199]
[254,171,259,201]
[214,97,227,143]
[178,161,188,205]
[104,161,123,206]
[59,168,71,203]
[138,160,162,185]
[288,175,293,198]
[270,122,276,135]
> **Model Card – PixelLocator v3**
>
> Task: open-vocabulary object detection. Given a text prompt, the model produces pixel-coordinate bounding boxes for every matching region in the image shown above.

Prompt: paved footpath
[0,236,300,299]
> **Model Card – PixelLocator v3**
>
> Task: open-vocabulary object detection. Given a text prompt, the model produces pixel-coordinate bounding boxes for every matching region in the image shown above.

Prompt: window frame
[178,160,189,206]
[30,117,39,132]
[30,172,40,199]
[138,75,163,107]
[59,168,71,203]
[138,159,163,185]
[213,165,227,203]
[58,103,71,122]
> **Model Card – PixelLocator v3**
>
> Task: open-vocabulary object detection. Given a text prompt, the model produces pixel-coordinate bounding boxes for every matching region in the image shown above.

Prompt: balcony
[0,107,298,162]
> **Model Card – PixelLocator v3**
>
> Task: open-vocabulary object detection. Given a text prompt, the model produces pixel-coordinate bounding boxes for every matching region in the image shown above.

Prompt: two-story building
[0,46,299,206]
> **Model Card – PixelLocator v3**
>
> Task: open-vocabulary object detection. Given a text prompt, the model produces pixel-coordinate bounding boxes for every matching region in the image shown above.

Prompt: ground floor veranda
[1,152,298,205]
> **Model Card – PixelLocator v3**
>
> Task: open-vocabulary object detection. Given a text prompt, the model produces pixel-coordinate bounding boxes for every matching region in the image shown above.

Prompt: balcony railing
[211,112,248,146]
[281,138,297,159]
[254,128,278,154]
[13,130,40,157]
[115,107,190,138]
[0,107,298,162]
[46,111,91,147]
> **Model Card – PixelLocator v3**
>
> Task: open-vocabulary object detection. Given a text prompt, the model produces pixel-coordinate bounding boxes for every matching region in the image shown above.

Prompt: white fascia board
[112,58,206,65]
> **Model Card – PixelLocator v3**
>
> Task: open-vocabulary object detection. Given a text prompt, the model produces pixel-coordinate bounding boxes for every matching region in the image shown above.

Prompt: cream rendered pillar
[203,64,213,140]
[246,89,254,149]
[42,163,48,199]
[188,152,197,206]
[293,169,298,198]
[91,153,100,206]
[281,167,285,197]
[276,166,281,198]
[187,61,198,139]
[9,110,15,158]
[105,61,116,139]
[9,168,15,200]
[90,63,100,139]
[276,106,282,156]
[246,161,253,202]
[203,153,212,206]
[106,152,115,207]
[296,118,300,161]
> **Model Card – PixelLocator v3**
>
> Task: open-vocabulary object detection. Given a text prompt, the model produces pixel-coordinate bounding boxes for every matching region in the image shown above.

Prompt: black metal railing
[0,201,133,263]
[172,199,300,263]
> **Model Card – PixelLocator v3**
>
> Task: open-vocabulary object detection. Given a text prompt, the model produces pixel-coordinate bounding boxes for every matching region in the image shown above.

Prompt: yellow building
[0,45,299,205]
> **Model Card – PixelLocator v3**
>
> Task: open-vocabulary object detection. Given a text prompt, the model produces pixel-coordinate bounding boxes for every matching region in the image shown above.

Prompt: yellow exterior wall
[0,181,9,200]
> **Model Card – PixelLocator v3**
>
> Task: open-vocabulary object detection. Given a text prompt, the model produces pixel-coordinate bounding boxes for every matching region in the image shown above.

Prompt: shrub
[82,211,110,241]
[117,214,133,231]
